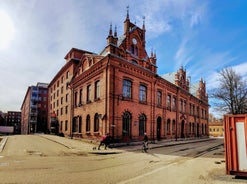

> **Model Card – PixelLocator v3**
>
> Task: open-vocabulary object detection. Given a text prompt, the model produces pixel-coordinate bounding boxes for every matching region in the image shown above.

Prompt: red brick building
[48,11,209,142]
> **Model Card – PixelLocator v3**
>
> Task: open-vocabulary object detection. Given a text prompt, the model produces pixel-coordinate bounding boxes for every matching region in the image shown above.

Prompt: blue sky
[0,0,247,117]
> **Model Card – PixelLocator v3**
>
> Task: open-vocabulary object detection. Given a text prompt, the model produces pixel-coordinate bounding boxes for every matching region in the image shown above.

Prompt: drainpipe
[112,66,115,139]
[105,55,110,135]
[150,79,153,142]
[70,86,74,139]
[152,78,157,143]
[176,86,179,141]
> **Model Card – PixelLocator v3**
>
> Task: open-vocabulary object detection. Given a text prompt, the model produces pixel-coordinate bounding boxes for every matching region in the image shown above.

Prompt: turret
[124,6,130,36]
[107,24,113,45]
[113,26,118,45]
[142,16,146,47]
[150,49,156,65]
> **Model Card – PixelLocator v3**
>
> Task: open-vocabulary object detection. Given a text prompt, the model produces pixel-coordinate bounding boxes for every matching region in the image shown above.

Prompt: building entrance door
[122,111,131,142]
[197,123,199,137]
[181,120,185,138]
[156,117,161,141]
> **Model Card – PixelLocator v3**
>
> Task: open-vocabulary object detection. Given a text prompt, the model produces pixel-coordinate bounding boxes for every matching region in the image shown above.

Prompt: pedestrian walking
[143,132,148,152]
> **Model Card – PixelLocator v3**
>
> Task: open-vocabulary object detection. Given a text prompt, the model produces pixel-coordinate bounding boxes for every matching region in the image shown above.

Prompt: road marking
[117,162,177,184]
[0,162,9,166]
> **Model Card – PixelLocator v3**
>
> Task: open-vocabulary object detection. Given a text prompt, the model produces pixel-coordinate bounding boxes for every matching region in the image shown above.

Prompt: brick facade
[48,11,209,142]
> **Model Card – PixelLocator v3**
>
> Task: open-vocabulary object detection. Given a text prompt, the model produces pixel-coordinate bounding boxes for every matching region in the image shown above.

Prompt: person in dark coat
[143,132,148,152]
[98,133,111,150]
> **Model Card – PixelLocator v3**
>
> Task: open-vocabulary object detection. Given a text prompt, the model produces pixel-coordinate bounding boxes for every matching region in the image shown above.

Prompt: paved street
[0,135,246,184]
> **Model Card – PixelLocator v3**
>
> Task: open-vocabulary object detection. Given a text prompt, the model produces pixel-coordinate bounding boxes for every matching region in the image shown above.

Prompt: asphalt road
[0,135,246,184]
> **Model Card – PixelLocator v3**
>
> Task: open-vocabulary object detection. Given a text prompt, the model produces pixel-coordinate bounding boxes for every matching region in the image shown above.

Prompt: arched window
[157,91,162,106]
[123,79,132,98]
[95,80,100,99]
[131,60,138,65]
[79,116,82,133]
[202,124,204,135]
[139,114,146,136]
[167,119,171,134]
[139,85,147,103]
[131,44,135,54]
[131,44,138,56]
[94,113,100,132]
[74,91,78,107]
[87,85,91,102]
[172,120,176,134]
[72,117,77,132]
[122,111,131,136]
[86,115,90,132]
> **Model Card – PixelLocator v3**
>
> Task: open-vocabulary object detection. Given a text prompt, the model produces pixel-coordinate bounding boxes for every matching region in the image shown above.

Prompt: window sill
[139,101,147,105]
[94,98,100,102]
[122,97,132,101]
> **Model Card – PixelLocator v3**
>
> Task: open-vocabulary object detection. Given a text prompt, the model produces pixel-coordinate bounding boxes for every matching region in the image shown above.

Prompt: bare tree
[210,67,247,114]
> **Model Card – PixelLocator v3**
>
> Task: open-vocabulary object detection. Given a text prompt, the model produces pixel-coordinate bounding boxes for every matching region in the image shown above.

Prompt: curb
[88,151,122,155]
[119,138,213,152]
[0,137,8,152]
[38,135,73,149]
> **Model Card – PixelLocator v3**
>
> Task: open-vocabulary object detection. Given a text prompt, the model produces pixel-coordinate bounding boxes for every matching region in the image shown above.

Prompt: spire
[142,16,146,30]
[150,48,153,57]
[108,23,113,36]
[114,25,117,37]
[126,5,130,20]
[124,6,130,35]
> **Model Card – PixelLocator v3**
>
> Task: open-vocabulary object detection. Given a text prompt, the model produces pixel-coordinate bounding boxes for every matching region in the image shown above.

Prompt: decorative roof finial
[114,25,117,37]
[108,23,112,36]
[126,5,129,20]
[142,16,146,30]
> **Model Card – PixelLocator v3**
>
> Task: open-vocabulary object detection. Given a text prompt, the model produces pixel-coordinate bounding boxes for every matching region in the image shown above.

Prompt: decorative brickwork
[48,11,209,142]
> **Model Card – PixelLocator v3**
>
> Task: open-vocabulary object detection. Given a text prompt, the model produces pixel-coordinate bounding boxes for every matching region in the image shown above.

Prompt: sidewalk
[38,134,214,154]
[113,137,214,151]
[0,134,214,154]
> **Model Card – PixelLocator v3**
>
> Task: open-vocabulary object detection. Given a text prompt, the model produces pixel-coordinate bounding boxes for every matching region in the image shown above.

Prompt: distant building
[48,10,209,141]
[209,118,224,137]
[5,111,21,134]
[21,83,48,134]
[0,111,5,126]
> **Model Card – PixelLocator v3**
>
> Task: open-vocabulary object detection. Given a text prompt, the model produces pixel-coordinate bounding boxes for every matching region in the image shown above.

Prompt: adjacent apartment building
[48,11,209,142]
[0,111,5,126]
[21,83,48,134]
[5,111,21,134]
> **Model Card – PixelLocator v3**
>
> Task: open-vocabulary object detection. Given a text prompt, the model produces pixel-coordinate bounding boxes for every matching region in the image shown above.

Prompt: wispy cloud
[189,3,207,28]
[232,61,247,77]
[174,38,194,70]
[186,51,237,86]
